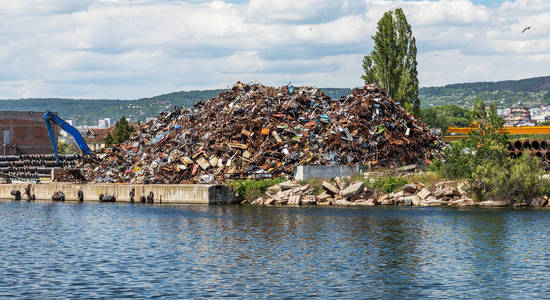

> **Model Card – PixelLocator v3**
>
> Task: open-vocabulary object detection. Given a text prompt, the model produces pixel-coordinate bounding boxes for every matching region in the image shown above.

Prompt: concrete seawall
[0,183,237,204]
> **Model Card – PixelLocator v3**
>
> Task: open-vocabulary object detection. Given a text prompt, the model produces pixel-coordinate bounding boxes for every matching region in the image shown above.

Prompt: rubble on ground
[249,179,481,207]
[80,82,441,184]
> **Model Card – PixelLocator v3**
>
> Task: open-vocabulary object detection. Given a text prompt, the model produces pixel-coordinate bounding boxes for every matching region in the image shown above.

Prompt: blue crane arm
[44,112,92,163]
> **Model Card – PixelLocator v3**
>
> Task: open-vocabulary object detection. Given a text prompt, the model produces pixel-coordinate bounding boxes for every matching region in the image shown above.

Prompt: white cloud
[0,0,549,99]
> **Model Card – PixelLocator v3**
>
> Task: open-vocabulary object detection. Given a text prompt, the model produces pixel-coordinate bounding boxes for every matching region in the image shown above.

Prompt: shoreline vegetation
[228,169,550,208]
[228,99,550,208]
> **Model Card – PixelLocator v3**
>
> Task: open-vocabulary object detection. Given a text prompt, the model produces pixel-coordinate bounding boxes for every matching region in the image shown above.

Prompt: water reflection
[1,202,550,298]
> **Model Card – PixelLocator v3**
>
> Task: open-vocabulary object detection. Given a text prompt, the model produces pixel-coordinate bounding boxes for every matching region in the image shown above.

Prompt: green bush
[433,99,508,180]
[58,141,79,154]
[469,154,549,204]
[432,139,475,179]
[226,178,285,201]
[369,177,407,193]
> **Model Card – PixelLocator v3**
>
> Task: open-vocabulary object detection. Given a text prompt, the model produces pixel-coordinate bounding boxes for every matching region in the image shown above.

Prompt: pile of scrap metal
[80,82,442,184]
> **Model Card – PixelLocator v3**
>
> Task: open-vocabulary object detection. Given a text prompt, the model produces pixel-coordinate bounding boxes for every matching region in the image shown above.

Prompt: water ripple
[0,202,549,298]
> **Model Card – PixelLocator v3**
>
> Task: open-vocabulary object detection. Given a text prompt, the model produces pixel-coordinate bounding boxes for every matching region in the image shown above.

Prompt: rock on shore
[249,178,494,207]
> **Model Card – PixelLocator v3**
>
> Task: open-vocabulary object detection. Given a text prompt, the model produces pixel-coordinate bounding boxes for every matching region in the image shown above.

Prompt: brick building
[0,111,57,155]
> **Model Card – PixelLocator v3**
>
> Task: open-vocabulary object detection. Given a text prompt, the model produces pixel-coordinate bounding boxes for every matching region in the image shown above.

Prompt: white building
[97,118,113,128]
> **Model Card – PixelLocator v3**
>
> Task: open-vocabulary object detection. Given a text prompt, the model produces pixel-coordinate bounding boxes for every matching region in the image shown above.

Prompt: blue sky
[0,0,547,99]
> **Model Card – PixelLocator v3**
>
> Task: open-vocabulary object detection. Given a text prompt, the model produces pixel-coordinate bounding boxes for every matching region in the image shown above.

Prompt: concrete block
[339,181,364,198]
[417,188,432,200]
[294,165,367,181]
[403,184,417,194]
[322,181,340,194]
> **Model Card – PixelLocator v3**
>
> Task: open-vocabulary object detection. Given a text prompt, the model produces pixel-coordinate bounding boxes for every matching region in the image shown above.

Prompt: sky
[0,0,548,99]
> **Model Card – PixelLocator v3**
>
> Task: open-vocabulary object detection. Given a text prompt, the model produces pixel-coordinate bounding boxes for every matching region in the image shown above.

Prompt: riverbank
[241,174,550,208]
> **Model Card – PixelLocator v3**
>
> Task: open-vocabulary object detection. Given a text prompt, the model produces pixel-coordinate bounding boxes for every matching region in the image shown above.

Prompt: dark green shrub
[226,178,285,201]
[469,154,550,204]
[434,99,508,180]
[369,177,407,193]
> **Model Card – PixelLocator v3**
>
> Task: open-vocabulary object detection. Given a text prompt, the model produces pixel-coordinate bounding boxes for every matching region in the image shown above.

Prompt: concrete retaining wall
[294,165,367,181]
[0,183,237,204]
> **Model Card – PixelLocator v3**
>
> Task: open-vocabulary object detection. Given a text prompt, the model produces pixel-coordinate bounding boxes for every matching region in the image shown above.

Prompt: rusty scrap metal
[80,82,442,183]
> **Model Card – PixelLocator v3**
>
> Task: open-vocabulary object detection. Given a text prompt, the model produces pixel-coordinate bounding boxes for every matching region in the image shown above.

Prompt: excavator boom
[44,112,93,163]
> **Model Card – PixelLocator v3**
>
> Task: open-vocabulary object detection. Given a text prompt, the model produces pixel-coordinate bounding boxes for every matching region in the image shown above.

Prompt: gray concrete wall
[294,165,367,181]
[0,183,237,204]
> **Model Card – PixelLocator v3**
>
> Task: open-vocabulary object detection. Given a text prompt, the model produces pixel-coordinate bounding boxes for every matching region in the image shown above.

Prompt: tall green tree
[362,8,419,115]
[110,116,134,145]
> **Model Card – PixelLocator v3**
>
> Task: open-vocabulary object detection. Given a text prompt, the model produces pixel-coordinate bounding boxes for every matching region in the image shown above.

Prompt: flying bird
[521,26,532,33]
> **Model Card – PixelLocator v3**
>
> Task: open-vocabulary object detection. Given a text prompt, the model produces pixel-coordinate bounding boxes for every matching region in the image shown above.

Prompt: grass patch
[296,178,329,195]
[403,171,443,188]
[226,178,285,201]
[365,176,407,194]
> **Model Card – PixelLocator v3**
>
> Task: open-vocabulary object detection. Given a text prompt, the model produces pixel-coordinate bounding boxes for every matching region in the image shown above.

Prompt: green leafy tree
[433,99,507,179]
[362,8,419,115]
[57,141,79,154]
[111,116,134,145]
[468,99,507,166]
[420,105,472,134]
[105,132,114,146]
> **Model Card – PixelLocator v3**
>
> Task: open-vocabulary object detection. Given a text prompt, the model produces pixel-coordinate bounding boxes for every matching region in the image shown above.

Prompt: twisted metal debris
[81,82,441,183]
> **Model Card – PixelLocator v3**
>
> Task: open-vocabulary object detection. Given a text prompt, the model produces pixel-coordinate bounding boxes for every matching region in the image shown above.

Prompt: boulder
[288,195,302,205]
[279,181,300,190]
[389,191,405,199]
[334,177,345,190]
[378,194,389,202]
[530,196,548,207]
[302,198,316,205]
[477,200,508,207]
[421,196,442,206]
[416,188,431,200]
[317,193,331,200]
[317,200,333,206]
[449,197,473,206]
[265,185,280,196]
[433,181,456,189]
[339,181,365,198]
[434,187,459,198]
[353,199,376,206]
[365,199,376,206]
[457,181,468,196]
[335,200,353,206]
[403,184,417,195]
[395,164,418,173]
[322,181,340,194]
[380,199,394,205]
[411,195,421,206]
[401,197,413,206]
[275,199,288,205]
[264,198,276,205]
[251,198,264,205]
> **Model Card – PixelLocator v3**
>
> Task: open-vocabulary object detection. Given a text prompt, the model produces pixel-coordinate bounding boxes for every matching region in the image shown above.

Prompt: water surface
[0,201,548,298]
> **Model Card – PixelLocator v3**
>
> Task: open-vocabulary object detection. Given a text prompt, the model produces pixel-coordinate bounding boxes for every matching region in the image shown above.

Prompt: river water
[0,201,549,298]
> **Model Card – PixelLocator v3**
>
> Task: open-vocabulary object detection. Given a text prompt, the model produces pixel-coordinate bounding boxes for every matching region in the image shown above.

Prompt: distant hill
[0,88,351,126]
[420,75,550,108]
[2,76,549,126]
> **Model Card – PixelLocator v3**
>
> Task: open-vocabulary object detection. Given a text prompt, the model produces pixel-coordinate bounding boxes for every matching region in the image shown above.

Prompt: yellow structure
[448,126,550,135]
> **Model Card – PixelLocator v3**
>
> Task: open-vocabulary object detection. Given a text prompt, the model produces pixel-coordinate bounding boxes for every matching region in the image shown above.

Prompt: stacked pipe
[0,154,81,180]
[507,140,550,163]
